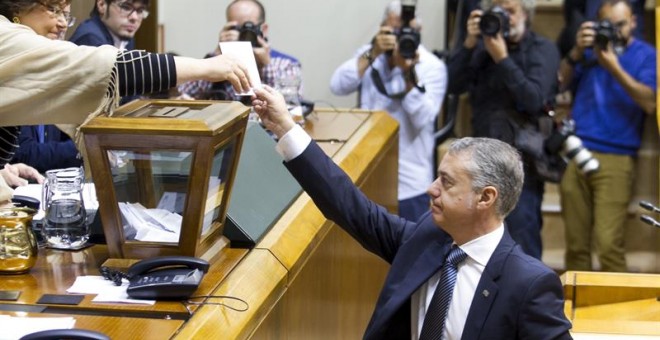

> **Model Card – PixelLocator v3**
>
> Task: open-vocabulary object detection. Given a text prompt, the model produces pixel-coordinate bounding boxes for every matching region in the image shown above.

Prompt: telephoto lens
[562,136,600,175]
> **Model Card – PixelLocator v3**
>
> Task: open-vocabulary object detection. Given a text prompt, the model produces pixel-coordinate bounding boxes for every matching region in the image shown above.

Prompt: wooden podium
[562,271,660,337]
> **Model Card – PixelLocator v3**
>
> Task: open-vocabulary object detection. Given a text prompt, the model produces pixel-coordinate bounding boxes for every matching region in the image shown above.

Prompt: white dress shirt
[411,225,505,340]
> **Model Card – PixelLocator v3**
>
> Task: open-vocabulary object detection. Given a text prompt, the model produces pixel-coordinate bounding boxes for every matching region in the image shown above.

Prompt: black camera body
[479,5,510,39]
[235,21,263,47]
[397,3,420,59]
[593,19,621,49]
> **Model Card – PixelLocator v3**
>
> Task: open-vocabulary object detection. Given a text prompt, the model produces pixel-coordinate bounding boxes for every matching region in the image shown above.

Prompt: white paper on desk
[67,275,155,305]
[219,41,262,95]
[0,315,75,340]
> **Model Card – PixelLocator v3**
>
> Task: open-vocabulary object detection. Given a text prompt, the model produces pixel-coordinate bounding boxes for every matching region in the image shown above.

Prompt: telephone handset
[125,256,210,300]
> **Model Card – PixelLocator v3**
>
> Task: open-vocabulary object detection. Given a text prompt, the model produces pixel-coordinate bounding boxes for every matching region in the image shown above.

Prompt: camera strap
[370,66,425,100]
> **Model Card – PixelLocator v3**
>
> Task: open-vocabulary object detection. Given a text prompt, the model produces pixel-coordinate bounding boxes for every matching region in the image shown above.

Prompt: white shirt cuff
[275,124,312,162]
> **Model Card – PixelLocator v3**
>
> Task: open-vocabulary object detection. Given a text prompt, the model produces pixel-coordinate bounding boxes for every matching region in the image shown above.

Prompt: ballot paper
[219,41,263,95]
[118,202,182,243]
[0,315,75,340]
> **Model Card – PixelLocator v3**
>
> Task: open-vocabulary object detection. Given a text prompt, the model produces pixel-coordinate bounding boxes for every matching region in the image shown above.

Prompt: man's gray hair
[480,0,536,23]
[382,1,422,26]
[447,137,524,217]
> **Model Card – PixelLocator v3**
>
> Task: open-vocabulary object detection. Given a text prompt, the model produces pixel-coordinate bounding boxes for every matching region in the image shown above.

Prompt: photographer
[179,0,302,101]
[447,0,560,260]
[330,0,447,221]
[558,0,656,272]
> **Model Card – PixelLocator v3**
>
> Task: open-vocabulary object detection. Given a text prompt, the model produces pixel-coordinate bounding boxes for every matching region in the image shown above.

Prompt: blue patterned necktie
[419,246,468,340]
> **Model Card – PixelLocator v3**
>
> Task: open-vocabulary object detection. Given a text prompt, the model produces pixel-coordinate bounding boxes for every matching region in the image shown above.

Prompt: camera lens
[479,6,510,38]
[480,13,502,37]
[238,21,262,47]
[398,27,420,59]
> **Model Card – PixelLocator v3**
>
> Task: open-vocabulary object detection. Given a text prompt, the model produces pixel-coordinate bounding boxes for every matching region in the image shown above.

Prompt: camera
[593,19,621,50]
[235,21,263,47]
[397,0,420,59]
[545,118,600,176]
[479,5,510,39]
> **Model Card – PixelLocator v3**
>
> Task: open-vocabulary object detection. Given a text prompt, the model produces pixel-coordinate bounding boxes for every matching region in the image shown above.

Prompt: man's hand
[214,21,241,55]
[595,42,620,73]
[252,86,296,139]
[483,32,508,63]
[219,21,241,42]
[464,9,484,49]
[1,163,44,188]
[253,35,271,70]
[572,21,596,59]
[372,25,397,58]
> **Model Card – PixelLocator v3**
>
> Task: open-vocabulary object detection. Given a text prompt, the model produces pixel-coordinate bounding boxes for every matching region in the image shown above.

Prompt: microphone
[640,215,660,228]
[639,200,660,213]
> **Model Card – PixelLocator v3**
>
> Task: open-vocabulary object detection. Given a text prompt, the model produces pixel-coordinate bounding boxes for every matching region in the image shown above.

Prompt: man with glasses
[178,0,302,101]
[69,0,149,104]
[69,0,148,51]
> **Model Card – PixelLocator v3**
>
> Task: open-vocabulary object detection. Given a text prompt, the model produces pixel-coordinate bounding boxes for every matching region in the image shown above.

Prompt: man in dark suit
[69,0,149,50]
[251,85,572,340]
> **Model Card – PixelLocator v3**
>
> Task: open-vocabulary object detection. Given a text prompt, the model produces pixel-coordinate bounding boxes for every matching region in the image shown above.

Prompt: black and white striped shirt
[3,51,177,168]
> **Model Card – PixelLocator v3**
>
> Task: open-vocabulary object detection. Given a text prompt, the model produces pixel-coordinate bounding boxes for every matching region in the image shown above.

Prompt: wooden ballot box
[81,100,249,260]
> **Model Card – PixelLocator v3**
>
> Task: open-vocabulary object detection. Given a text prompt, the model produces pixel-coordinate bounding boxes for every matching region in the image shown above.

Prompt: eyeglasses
[40,3,76,27]
[113,1,150,19]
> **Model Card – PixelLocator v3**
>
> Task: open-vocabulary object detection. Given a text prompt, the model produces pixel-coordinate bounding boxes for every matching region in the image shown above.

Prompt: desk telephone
[122,256,210,300]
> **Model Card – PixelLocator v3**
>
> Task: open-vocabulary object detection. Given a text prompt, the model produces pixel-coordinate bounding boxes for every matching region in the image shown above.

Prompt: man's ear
[477,186,498,210]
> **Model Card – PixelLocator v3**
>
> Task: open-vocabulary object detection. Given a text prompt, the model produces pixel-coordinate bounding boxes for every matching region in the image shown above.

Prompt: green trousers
[560,152,633,272]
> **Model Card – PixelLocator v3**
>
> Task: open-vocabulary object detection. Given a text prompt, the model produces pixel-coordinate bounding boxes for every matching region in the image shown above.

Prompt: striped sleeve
[113,51,177,97]
[0,127,20,167]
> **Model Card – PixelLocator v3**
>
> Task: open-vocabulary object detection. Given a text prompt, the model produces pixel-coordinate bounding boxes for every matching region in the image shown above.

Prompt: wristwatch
[361,49,374,65]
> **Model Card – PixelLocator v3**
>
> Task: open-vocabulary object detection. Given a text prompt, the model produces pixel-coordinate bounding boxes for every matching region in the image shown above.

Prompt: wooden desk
[0,109,398,339]
[562,271,660,337]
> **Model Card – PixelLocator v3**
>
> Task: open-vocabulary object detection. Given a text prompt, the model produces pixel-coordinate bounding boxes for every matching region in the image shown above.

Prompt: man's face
[493,0,527,42]
[383,11,420,32]
[97,0,147,40]
[427,152,481,232]
[598,2,636,44]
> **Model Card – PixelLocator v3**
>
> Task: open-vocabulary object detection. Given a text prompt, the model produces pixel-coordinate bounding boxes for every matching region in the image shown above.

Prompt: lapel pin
[482,290,490,298]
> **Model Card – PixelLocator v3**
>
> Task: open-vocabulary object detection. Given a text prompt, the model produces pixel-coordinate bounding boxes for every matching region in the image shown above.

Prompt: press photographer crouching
[558,0,656,272]
[447,0,561,260]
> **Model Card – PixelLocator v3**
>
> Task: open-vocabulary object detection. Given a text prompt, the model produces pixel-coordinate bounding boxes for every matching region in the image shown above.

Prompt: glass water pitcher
[42,167,89,250]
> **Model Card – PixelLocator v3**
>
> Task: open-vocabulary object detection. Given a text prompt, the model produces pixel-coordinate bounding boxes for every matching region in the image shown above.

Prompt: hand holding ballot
[251,86,296,139]
[218,41,263,96]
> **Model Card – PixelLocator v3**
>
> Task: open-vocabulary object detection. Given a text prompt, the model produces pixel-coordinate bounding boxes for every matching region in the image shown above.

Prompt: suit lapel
[460,230,516,339]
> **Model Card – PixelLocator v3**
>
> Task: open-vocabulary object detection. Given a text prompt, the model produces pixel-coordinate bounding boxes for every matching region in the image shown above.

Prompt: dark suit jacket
[11,125,81,173]
[69,15,135,49]
[284,142,572,340]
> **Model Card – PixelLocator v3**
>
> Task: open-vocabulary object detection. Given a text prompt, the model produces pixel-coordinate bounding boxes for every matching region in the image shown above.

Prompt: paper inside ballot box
[80,100,250,259]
